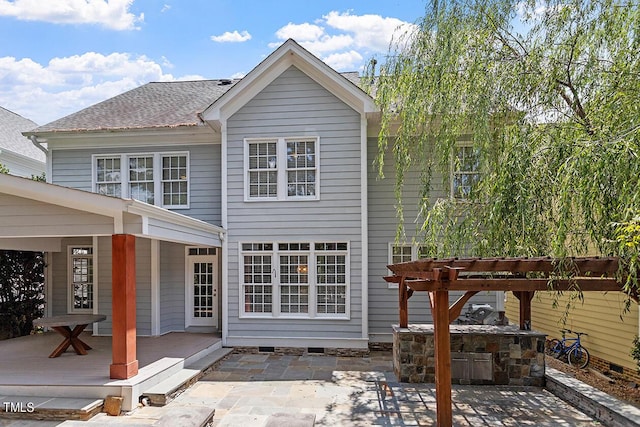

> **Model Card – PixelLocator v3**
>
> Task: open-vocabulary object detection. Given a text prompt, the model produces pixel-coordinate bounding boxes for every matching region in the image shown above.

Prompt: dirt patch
[546,356,640,408]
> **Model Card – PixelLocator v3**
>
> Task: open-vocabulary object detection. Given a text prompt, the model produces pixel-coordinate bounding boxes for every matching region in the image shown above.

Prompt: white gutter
[29,135,48,155]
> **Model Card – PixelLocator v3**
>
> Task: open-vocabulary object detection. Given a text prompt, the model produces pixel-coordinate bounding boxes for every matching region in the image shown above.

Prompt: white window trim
[243,137,320,202]
[92,151,190,209]
[67,245,94,313]
[450,142,479,200]
[238,241,350,320]
[387,242,428,289]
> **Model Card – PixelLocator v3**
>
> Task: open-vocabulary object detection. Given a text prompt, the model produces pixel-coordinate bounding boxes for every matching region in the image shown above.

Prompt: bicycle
[545,329,590,369]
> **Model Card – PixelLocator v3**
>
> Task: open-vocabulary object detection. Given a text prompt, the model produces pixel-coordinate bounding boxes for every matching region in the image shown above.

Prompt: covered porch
[0,332,222,410]
[0,174,226,409]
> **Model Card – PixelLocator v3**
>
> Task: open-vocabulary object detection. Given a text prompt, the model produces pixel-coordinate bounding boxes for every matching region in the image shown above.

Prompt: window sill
[239,314,350,320]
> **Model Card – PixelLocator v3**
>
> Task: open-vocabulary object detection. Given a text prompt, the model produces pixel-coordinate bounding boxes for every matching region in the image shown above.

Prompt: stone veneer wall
[393,324,546,386]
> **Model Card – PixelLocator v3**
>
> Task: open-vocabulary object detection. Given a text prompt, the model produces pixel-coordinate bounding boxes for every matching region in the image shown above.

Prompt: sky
[0,0,426,126]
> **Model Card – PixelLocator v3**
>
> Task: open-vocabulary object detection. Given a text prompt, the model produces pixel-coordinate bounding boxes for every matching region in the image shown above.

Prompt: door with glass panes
[186,248,218,328]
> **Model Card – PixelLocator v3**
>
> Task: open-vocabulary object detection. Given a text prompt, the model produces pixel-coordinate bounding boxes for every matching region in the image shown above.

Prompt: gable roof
[0,107,44,161]
[26,79,240,134]
[25,39,377,136]
[201,39,377,127]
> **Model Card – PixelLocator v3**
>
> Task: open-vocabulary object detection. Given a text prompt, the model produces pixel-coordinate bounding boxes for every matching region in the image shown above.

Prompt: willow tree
[369,0,640,292]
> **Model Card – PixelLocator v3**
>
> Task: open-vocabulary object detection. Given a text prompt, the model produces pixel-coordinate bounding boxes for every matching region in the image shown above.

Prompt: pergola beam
[389,256,620,275]
[403,278,623,292]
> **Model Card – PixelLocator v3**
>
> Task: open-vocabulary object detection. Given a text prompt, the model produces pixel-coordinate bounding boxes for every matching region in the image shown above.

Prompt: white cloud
[271,10,417,71]
[161,4,170,13]
[0,52,192,124]
[275,22,325,42]
[0,0,143,30]
[323,50,363,70]
[323,11,415,52]
[211,30,252,43]
[230,71,246,79]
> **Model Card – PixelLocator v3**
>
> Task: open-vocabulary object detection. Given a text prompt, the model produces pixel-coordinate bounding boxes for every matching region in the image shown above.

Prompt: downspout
[30,135,51,182]
[29,135,48,155]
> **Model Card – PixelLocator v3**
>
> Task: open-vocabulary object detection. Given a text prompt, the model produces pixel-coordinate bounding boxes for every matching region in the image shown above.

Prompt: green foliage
[0,250,45,339]
[369,0,640,294]
[0,165,47,339]
[632,335,640,372]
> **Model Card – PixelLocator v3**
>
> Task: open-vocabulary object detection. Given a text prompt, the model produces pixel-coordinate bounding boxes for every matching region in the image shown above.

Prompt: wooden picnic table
[33,314,107,358]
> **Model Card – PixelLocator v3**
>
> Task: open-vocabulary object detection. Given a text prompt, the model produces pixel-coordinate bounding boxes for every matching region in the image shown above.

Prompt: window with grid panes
[279,243,310,314]
[95,156,122,197]
[242,243,273,313]
[286,140,316,197]
[93,152,189,208]
[162,154,188,206]
[247,141,278,198]
[316,242,347,315]
[129,156,154,204]
[452,144,480,199]
[69,247,93,312]
[240,242,348,318]
[245,137,318,200]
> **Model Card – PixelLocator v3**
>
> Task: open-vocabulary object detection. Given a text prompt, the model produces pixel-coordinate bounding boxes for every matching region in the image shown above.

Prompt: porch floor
[0,332,221,386]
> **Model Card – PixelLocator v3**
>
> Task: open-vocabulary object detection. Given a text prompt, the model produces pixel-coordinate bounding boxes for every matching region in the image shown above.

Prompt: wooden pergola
[385,256,636,427]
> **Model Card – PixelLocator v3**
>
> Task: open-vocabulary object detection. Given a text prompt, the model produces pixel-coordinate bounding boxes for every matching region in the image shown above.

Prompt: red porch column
[110,234,139,379]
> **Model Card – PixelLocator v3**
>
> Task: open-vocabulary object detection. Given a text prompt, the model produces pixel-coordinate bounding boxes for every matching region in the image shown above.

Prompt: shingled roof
[0,107,44,161]
[26,65,367,135]
[27,79,240,134]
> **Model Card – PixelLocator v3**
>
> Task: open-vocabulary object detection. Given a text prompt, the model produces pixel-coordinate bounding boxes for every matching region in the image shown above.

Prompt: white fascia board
[126,200,224,246]
[0,173,127,218]
[40,126,218,150]
[202,39,378,124]
[145,220,220,246]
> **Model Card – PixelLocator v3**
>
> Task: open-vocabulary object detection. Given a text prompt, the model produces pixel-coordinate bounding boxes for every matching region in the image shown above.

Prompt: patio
[0,332,221,410]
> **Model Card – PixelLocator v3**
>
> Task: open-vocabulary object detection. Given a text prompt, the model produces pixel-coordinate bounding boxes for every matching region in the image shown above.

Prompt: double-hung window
[93,152,189,208]
[451,144,480,199]
[128,156,154,204]
[162,155,189,206]
[245,137,319,201]
[96,157,122,197]
[241,242,348,318]
[387,243,429,288]
[69,246,94,312]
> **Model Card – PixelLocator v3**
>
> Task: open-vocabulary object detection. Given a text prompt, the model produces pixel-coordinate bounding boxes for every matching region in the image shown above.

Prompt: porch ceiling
[0,173,224,250]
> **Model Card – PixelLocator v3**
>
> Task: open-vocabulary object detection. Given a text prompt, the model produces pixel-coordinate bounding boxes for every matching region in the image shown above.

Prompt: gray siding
[367,137,497,341]
[50,143,222,224]
[226,66,364,343]
[94,236,152,335]
[160,241,186,333]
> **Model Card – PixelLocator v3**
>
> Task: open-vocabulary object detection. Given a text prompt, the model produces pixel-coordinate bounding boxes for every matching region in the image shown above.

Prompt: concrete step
[0,396,103,421]
[142,347,233,406]
[59,406,215,427]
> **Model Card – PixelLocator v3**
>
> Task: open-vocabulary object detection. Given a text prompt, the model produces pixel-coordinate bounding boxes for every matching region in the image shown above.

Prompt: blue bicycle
[545,329,590,369]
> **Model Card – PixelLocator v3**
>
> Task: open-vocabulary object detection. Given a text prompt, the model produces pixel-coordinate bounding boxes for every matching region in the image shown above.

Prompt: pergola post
[399,276,408,328]
[514,290,535,330]
[110,234,139,379]
[432,289,453,427]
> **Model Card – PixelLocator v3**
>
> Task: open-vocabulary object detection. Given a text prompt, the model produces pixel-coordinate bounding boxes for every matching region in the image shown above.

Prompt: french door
[186,251,218,328]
